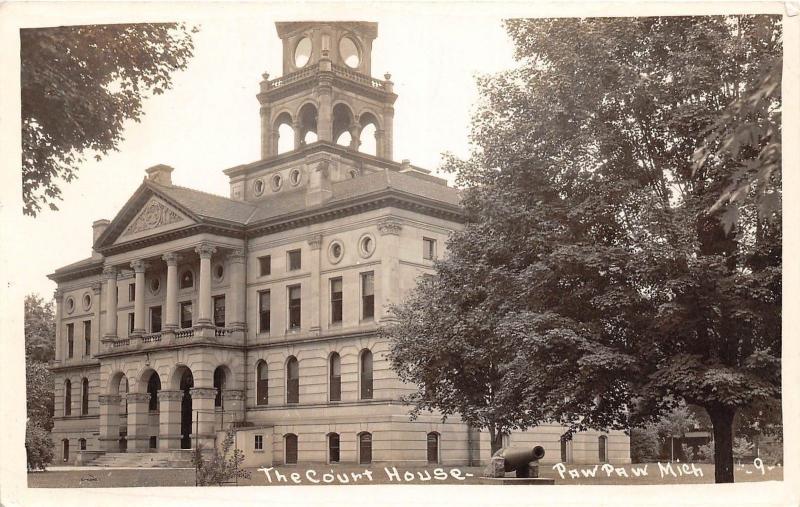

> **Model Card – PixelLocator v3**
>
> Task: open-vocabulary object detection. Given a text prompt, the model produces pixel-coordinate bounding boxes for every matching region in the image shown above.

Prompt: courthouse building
[48,21,630,467]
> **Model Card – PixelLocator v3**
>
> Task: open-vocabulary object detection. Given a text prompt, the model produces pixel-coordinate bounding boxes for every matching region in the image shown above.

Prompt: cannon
[484,446,546,478]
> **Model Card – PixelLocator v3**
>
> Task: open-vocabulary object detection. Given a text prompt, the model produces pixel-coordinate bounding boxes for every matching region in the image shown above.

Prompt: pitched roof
[148,182,257,225]
[52,256,102,274]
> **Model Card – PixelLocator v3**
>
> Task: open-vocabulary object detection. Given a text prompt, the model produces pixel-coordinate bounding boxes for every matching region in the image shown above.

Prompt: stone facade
[48,21,630,467]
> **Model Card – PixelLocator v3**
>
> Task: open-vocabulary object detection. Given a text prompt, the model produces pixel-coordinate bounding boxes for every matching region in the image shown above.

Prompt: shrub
[26,422,54,471]
[630,427,660,462]
[192,429,251,486]
[696,441,714,463]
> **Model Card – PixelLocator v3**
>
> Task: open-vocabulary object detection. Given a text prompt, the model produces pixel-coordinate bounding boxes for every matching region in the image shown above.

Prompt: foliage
[759,444,782,466]
[25,294,55,362]
[680,443,695,463]
[21,23,197,216]
[630,427,660,463]
[26,359,54,431]
[192,429,251,486]
[697,441,715,463]
[26,422,54,471]
[732,436,754,461]
[630,402,699,462]
[387,15,781,482]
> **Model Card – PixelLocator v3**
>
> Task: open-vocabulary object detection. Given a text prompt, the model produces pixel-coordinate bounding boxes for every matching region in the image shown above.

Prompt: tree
[25,293,56,469]
[192,429,251,486]
[21,23,197,216]
[387,16,780,483]
[25,294,55,362]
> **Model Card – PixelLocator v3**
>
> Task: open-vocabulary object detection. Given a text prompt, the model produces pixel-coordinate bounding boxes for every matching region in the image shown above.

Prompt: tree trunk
[488,426,504,456]
[707,405,737,483]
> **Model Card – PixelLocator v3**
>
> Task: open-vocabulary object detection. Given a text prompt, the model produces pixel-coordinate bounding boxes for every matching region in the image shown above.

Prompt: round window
[150,277,160,294]
[82,294,91,311]
[289,169,301,186]
[214,264,224,280]
[359,233,376,259]
[271,174,283,191]
[339,36,360,68]
[328,240,344,264]
[65,297,75,314]
[294,37,312,67]
[254,179,265,196]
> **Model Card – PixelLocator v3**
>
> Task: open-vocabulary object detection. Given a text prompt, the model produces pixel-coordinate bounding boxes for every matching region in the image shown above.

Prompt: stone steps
[89,451,195,468]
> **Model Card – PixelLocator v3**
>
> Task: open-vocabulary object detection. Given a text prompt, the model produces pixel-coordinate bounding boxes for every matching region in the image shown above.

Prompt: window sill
[254,449,265,453]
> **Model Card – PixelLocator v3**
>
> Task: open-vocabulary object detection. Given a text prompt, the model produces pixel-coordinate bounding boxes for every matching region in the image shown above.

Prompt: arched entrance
[178,368,194,449]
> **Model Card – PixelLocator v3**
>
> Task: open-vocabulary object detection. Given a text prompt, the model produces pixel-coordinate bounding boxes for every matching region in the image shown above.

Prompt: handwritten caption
[257,466,474,484]
[553,458,773,480]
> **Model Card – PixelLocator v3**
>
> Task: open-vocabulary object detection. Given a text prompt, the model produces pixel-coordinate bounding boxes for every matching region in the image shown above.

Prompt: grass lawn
[27,462,782,488]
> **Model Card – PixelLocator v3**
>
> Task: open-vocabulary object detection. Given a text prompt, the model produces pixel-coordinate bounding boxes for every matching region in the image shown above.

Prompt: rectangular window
[254,434,263,451]
[288,285,301,329]
[128,313,135,334]
[83,321,91,356]
[180,302,193,329]
[288,249,301,271]
[361,272,374,320]
[330,277,343,324]
[213,295,226,327]
[258,255,271,276]
[129,283,136,302]
[423,237,437,260]
[150,306,162,333]
[258,291,271,333]
[67,323,74,358]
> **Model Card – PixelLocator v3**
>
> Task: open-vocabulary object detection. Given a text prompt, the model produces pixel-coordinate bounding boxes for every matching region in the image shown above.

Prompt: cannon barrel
[494,446,546,472]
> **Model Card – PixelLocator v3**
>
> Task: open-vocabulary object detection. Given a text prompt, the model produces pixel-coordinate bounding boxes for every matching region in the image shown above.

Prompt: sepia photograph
[1,1,797,506]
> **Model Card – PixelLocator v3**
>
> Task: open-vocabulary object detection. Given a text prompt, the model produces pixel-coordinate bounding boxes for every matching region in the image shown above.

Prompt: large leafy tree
[21,23,197,216]
[385,16,780,483]
[25,294,56,469]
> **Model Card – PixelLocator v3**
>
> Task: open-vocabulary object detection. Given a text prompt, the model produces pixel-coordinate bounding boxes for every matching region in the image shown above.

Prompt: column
[103,266,118,339]
[157,390,183,450]
[308,235,322,333]
[54,289,63,361]
[227,249,246,330]
[317,56,333,143]
[195,244,216,328]
[98,394,122,452]
[377,219,402,321]
[348,123,362,151]
[375,129,386,159]
[259,100,272,159]
[162,253,180,331]
[293,121,303,149]
[190,387,217,449]
[383,106,394,160]
[130,260,147,335]
[126,392,152,450]
[91,281,102,356]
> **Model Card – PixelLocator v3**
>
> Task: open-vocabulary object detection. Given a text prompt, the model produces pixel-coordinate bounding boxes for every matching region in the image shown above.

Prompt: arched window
[79,438,87,451]
[256,361,268,405]
[213,367,226,408]
[598,435,608,462]
[277,122,294,154]
[147,372,161,412]
[285,433,298,464]
[62,439,70,462]
[328,433,340,464]
[358,432,372,464]
[360,349,373,400]
[64,379,72,416]
[359,112,379,156]
[81,377,89,415]
[427,432,440,464]
[180,270,194,289]
[286,357,299,404]
[121,377,129,415]
[329,353,341,402]
[560,434,570,463]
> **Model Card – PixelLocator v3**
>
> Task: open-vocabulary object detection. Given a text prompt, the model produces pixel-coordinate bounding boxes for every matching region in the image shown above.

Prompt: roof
[51,256,103,275]
[149,182,257,225]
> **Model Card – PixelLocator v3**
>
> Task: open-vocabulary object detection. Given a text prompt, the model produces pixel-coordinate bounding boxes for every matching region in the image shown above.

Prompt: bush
[696,441,714,463]
[26,422,54,471]
[630,427,660,462]
[759,446,783,466]
[192,429,251,486]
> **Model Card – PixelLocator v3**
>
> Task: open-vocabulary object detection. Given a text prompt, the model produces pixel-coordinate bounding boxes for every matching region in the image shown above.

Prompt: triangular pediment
[113,195,194,244]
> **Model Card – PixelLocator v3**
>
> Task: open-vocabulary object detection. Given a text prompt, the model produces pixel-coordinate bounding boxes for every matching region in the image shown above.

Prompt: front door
[180,370,194,449]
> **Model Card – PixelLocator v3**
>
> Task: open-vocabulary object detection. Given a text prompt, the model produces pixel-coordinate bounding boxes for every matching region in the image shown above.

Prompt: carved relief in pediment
[123,199,183,236]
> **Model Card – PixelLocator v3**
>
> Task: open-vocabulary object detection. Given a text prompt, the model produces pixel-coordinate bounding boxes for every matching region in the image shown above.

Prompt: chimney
[146,164,174,186]
[92,219,110,258]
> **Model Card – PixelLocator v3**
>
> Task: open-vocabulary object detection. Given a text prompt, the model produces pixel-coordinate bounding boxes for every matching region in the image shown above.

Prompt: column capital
[307,234,323,250]
[189,387,217,399]
[130,260,148,273]
[162,252,182,266]
[98,394,122,405]
[157,390,184,402]
[102,265,118,279]
[222,389,245,401]
[195,243,217,259]
[378,219,403,236]
[53,288,63,302]
[91,281,103,294]
[227,249,246,263]
[126,392,151,403]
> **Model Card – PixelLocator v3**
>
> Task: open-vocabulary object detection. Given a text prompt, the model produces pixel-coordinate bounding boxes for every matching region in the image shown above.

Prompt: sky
[17,10,518,300]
